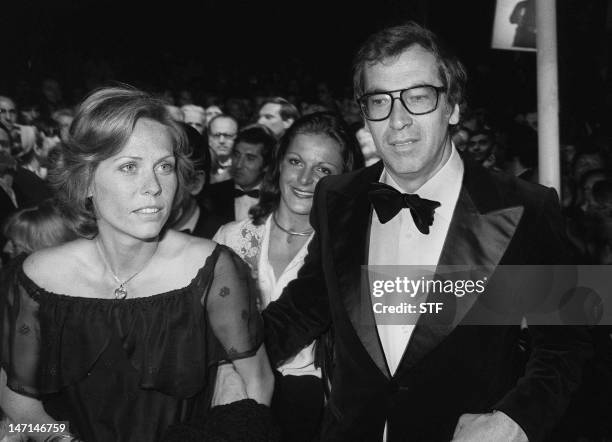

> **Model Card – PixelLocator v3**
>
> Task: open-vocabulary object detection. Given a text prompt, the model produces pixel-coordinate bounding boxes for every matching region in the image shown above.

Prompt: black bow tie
[233,188,260,199]
[368,182,440,234]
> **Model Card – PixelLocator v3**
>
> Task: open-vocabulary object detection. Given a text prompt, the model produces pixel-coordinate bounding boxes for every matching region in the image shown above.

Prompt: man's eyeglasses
[357,85,446,121]
[210,132,237,140]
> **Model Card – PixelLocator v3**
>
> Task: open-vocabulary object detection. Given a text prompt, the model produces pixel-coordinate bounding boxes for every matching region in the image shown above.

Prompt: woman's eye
[317,167,332,175]
[288,158,301,166]
[120,163,137,173]
[157,162,175,173]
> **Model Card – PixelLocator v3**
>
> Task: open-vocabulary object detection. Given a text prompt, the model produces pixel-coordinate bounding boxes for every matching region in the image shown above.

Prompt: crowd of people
[0,19,610,442]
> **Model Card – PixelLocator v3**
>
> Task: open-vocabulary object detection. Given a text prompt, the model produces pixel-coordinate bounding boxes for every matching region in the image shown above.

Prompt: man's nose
[388,97,413,130]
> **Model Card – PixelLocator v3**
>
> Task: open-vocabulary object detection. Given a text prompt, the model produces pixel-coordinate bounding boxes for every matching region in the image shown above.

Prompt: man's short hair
[207,113,238,134]
[352,21,467,110]
[261,97,300,122]
[234,124,277,168]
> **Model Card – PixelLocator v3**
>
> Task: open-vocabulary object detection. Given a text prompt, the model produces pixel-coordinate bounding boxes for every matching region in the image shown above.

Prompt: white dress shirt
[369,146,464,375]
[370,146,463,441]
[234,183,261,221]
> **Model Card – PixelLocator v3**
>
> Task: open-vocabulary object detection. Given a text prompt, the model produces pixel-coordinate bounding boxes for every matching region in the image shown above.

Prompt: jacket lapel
[396,161,524,375]
[328,162,391,378]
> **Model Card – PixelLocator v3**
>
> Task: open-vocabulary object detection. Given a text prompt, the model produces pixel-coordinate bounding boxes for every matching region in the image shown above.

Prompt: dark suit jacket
[199,179,235,235]
[190,205,227,239]
[263,159,592,442]
[13,167,52,208]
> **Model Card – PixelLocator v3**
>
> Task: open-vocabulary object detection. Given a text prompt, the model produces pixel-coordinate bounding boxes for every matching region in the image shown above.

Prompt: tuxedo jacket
[263,159,592,442]
[199,179,235,236]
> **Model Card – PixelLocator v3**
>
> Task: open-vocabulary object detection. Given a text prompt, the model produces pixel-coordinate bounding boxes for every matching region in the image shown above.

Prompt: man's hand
[451,411,528,442]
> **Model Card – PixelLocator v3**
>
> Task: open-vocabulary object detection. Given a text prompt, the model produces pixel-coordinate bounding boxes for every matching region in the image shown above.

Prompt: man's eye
[369,96,389,107]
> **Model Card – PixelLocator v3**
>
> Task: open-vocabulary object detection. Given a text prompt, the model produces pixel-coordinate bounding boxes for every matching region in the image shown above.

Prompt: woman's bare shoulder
[23,239,93,289]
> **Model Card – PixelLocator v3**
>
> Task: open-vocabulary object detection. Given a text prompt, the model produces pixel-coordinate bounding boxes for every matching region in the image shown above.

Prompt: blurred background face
[0,98,17,129]
[205,105,222,125]
[208,117,238,158]
[56,114,74,142]
[466,133,493,162]
[183,108,205,134]
[90,119,177,241]
[0,127,11,155]
[258,103,286,137]
[279,133,343,216]
[230,141,266,190]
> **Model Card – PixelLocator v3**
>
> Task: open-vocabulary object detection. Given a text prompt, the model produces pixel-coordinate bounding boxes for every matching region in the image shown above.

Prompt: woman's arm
[231,344,274,406]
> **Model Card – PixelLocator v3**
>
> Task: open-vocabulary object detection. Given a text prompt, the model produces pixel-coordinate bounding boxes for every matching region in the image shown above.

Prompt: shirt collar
[380,144,464,222]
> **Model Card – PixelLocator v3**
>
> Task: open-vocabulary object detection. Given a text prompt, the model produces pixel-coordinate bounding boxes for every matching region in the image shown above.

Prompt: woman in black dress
[0,86,274,442]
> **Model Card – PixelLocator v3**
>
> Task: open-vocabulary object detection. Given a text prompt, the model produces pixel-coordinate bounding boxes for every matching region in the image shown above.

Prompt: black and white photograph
[0,0,611,441]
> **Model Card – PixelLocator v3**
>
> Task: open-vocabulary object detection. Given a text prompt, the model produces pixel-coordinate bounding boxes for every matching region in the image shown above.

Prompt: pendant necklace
[95,239,158,299]
[272,213,313,244]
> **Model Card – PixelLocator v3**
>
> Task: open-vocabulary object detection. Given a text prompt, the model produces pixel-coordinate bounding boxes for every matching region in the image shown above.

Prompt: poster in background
[492,0,537,52]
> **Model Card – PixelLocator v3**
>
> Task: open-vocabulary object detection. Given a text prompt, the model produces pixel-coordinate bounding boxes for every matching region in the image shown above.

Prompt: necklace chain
[95,239,158,299]
[272,213,313,236]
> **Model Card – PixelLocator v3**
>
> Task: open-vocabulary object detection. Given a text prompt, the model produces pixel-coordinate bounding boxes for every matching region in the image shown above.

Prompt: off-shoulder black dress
[1,245,264,442]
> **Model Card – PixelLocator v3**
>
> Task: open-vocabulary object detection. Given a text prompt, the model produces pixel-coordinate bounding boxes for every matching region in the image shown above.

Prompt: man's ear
[449,103,460,125]
[282,118,295,130]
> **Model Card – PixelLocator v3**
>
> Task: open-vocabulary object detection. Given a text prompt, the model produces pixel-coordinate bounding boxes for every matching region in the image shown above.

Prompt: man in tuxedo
[202,124,276,235]
[262,22,591,441]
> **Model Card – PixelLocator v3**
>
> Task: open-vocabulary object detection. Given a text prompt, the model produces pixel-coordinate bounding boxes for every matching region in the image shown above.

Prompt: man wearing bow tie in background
[203,124,276,235]
[262,21,591,442]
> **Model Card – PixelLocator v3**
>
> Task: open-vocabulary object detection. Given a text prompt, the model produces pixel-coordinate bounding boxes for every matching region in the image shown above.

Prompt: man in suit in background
[262,21,591,441]
[202,124,276,235]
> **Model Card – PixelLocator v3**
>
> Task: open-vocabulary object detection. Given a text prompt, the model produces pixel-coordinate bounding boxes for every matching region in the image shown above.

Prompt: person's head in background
[15,118,63,179]
[169,123,212,233]
[165,105,184,123]
[182,122,210,193]
[0,96,18,131]
[588,179,612,264]
[181,104,206,134]
[250,112,361,225]
[572,150,605,185]
[208,114,239,164]
[230,124,276,191]
[466,128,495,165]
[451,126,471,152]
[52,108,75,143]
[205,105,223,126]
[577,169,609,214]
[0,123,11,156]
[257,97,300,139]
[20,102,41,125]
[2,198,77,259]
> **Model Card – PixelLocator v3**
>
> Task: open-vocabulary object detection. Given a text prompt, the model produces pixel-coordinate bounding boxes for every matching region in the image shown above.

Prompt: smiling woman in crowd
[0,86,274,442]
[214,111,361,441]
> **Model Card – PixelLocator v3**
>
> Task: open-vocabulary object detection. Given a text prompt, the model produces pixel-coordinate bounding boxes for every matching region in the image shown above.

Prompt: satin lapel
[328,163,390,378]
[397,170,524,375]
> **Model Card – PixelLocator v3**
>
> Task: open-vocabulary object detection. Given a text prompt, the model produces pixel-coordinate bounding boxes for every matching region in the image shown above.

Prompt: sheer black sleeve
[1,255,42,398]
[205,246,263,362]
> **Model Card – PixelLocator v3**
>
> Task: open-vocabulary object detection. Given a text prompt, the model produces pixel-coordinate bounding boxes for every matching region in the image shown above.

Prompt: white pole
[536,0,560,193]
